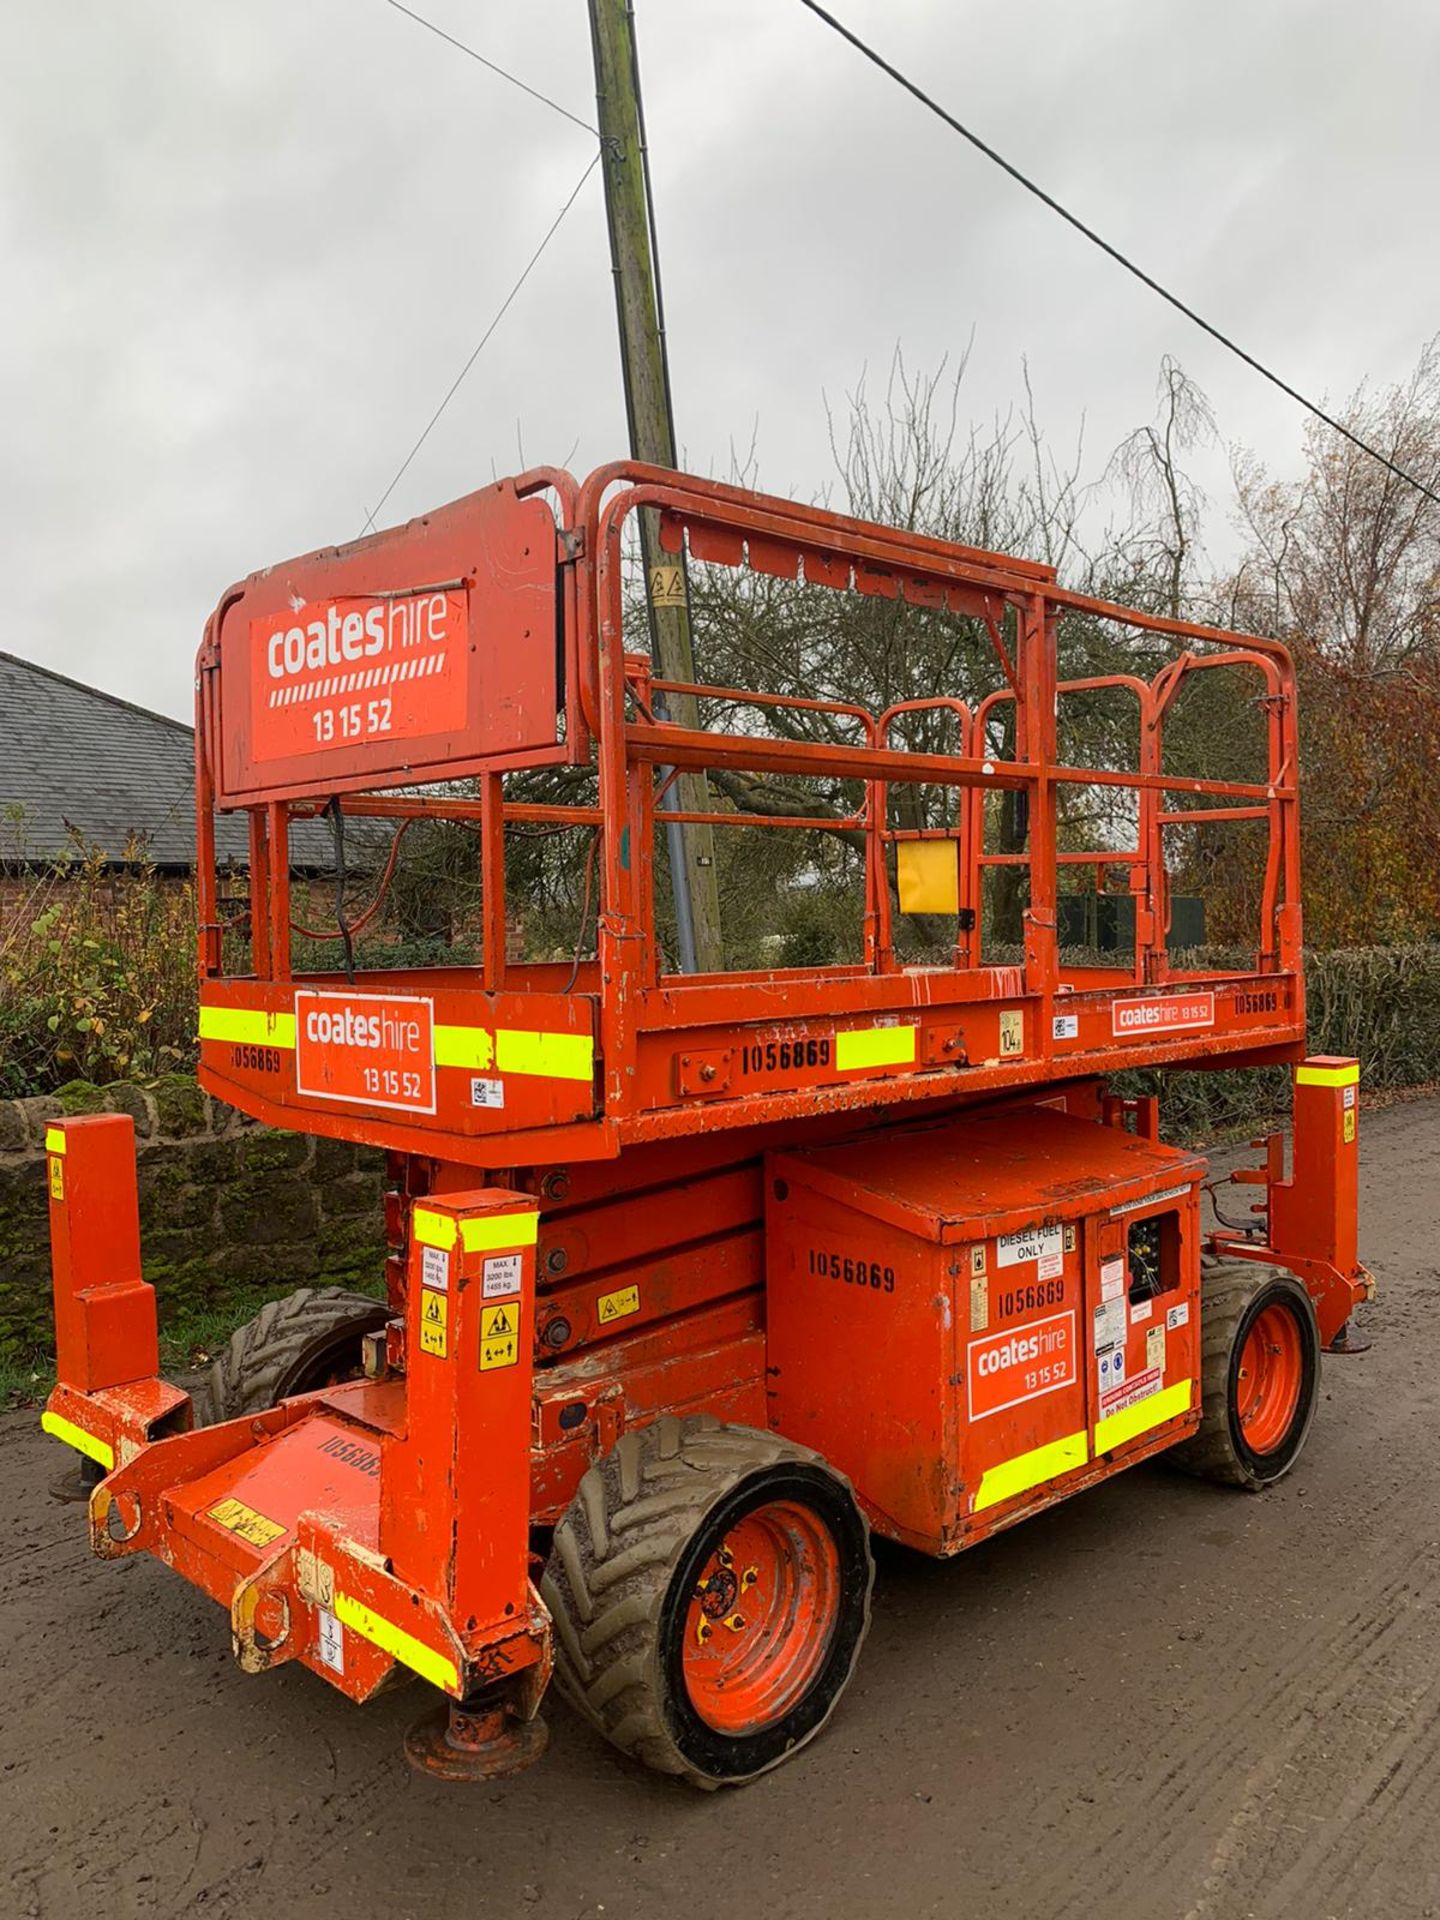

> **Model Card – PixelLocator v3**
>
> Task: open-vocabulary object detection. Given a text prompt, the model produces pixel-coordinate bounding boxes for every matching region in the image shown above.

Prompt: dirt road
[5,1098,1440,1920]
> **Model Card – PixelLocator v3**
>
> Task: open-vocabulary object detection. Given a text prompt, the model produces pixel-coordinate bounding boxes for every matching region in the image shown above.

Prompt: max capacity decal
[293,990,436,1114]
[249,587,469,764]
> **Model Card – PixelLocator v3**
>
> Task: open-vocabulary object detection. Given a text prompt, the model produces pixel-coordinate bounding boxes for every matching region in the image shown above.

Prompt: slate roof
[0,650,332,870]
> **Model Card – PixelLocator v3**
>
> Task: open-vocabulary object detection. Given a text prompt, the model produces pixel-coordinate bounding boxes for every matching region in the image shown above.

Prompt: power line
[795,0,1440,511]
[360,152,601,537]
[383,0,598,137]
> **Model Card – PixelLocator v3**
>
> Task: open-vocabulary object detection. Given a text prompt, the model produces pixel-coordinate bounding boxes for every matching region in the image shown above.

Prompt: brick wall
[0,1073,384,1367]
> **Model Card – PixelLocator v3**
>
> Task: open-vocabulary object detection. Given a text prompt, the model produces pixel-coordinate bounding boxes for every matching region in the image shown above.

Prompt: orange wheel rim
[681,1500,841,1736]
[1237,1304,1304,1454]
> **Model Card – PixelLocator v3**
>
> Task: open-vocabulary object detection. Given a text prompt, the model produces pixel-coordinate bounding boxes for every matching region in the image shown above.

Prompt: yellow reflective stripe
[333,1592,460,1694]
[1296,1061,1360,1088]
[433,1024,496,1071]
[41,1410,114,1470]
[200,1009,590,1081]
[199,1006,297,1049]
[835,1024,918,1072]
[1095,1379,1193,1456]
[460,1211,538,1253]
[413,1205,538,1252]
[496,1028,593,1082]
[412,1207,457,1251]
[973,1430,1087,1513]
[44,1127,67,1155]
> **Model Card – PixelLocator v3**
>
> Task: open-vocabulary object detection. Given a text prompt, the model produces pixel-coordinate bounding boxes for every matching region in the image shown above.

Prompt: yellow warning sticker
[419,1288,448,1358]
[1343,1109,1357,1144]
[208,1496,286,1548]
[48,1155,64,1201]
[649,562,687,610]
[480,1302,519,1372]
[597,1284,641,1326]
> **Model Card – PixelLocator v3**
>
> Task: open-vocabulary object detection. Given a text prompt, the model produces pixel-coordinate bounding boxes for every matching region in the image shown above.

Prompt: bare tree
[1230,339,1440,677]
[1107,356,1216,622]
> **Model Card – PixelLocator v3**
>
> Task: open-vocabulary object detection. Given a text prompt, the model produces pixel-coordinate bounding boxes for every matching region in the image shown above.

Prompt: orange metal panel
[765,1109,1204,1553]
[46,1115,160,1394]
[213,478,569,805]
[381,1189,543,1652]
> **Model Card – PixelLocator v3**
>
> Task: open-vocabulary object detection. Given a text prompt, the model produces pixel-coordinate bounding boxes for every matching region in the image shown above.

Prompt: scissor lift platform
[41,460,1370,1788]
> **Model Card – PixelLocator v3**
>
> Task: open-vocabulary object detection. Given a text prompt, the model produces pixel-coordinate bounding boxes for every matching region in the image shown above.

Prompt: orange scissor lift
[41,463,1370,1786]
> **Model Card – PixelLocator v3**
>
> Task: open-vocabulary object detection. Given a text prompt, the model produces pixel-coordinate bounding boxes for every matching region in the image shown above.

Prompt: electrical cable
[794,0,1440,511]
[360,151,601,536]
[383,0,598,135]
[561,828,601,994]
[325,798,358,983]
[291,817,413,943]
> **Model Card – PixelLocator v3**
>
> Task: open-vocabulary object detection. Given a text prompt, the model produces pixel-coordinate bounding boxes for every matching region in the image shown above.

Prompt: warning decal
[597,1285,641,1326]
[649,562,687,609]
[208,1496,286,1548]
[420,1288,448,1358]
[480,1302,520,1372]
[317,1607,345,1674]
[1100,1364,1161,1419]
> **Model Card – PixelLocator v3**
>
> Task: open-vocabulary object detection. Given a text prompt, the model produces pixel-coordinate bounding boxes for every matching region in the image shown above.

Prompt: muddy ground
[5,1098,1440,1920]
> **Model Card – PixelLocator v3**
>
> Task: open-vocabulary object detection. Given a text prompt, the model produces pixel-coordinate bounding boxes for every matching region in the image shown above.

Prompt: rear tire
[1169,1261,1320,1491]
[197,1287,391,1426]
[541,1415,873,1788]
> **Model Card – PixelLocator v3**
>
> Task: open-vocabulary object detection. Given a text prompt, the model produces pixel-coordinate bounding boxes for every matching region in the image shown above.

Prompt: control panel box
[765,1107,1205,1553]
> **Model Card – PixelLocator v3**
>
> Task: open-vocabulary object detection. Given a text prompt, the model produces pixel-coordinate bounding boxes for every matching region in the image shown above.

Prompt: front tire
[1169,1261,1321,1490]
[197,1287,391,1426]
[541,1415,873,1788]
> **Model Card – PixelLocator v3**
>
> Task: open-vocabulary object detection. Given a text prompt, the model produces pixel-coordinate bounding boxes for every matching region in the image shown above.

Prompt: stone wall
[0,1074,385,1367]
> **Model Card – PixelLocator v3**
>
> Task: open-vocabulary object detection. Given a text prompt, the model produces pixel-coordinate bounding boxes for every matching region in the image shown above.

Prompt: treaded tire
[197,1287,391,1426]
[1168,1260,1320,1491]
[541,1415,873,1788]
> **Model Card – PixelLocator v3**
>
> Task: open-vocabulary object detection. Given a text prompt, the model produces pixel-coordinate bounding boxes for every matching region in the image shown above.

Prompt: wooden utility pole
[587,0,723,973]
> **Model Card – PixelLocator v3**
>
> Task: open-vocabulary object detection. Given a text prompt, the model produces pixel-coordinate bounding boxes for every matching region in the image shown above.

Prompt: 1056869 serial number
[807,1246,896,1293]
[231,1044,283,1074]
[741,1036,831,1078]
[996,1278,1066,1317]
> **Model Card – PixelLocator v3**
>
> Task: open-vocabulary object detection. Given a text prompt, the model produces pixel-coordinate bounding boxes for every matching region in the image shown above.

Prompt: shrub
[0,846,197,1093]
[1126,944,1440,1139]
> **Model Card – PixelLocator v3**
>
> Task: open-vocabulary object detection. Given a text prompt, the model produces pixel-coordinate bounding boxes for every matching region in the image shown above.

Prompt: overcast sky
[5,0,1439,721]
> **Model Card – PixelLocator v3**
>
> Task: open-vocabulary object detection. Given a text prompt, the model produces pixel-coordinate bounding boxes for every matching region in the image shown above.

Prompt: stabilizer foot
[1326,1318,1373,1356]
[404,1695,549,1782]
[49,1457,103,1505]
